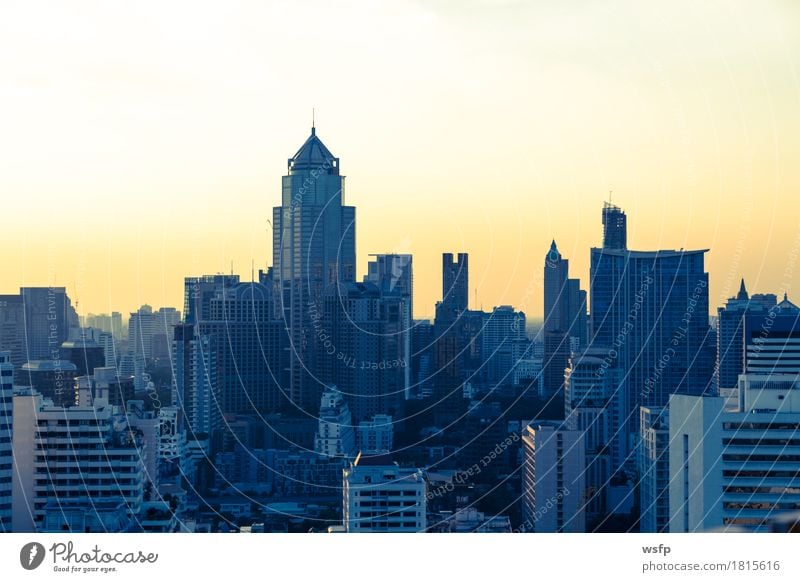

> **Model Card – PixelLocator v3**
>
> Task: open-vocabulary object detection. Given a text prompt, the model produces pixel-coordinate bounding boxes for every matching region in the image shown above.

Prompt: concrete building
[0,352,12,531]
[670,294,800,532]
[521,421,585,532]
[172,323,218,438]
[315,386,356,458]
[564,348,626,518]
[481,305,526,386]
[12,389,146,532]
[343,453,426,532]
[129,305,180,361]
[356,414,393,453]
[19,360,78,407]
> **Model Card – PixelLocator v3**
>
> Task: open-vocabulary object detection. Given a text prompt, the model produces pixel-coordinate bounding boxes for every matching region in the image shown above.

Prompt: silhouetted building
[441,253,468,315]
[60,338,105,377]
[715,279,776,391]
[273,126,356,414]
[602,202,627,251]
[319,282,406,423]
[19,360,79,407]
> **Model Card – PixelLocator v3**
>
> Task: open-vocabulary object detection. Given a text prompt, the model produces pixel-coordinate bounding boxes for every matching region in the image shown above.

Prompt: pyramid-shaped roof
[288,127,339,173]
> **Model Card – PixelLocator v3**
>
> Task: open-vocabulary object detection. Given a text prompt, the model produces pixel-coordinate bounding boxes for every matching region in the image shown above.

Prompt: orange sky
[2,0,800,319]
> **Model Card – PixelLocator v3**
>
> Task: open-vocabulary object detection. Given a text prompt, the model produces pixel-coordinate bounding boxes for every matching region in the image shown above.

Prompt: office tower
[315,386,356,458]
[0,288,78,367]
[0,352,12,531]
[639,406,670,533]
[542,241,588,396]
[365,253,413,317]
[183,274,240,325]
[716,279,776,392]
[198,277,284,415]
[602,202,627,250]
[669,302,800,532]
[172,323,218,437]
[441,252,468,314]
[319,282,406,423]
[12,389,146,532]
[481,305,526,385]
[544,241,570,333]
[19,360,79,406]
[129,305,180,361]
[590,205,714,435]
[356,415,393,453]
[343,453,426,532]
[0,295,25,369]
[521,421,586,532]
[432,252,481,418]
[410,320,435,399]
[365,254,413,398]
[564,348,626,519]
[273,127,356,415]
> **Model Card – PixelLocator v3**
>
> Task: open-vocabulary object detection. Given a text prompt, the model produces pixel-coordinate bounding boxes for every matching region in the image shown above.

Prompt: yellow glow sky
[2,0,800,320]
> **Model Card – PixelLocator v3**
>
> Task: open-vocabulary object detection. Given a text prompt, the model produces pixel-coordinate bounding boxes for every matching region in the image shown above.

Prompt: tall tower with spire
[273,126,356,414]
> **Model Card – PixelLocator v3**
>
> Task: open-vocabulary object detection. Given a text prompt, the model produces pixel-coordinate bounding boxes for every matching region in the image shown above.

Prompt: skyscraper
[542,241,588,396]
[481,305,526,385]
[319,282,406,423]
[128,305,180,361]
[715,279,776,392]
[441,252,468,315]
[172,323,218,438]
[273,126,356,414]
[0,351,12,532]
[0,288,79,369]
[590,204,714,435]
[315,385,356,458]
[602,202,627,251]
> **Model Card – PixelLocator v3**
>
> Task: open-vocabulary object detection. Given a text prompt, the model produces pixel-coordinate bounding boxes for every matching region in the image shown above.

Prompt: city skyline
[3,1,800,320]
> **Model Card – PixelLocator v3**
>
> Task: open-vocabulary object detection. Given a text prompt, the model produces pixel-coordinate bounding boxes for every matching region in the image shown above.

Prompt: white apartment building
[343,453,426,532]
[11,389,146,532]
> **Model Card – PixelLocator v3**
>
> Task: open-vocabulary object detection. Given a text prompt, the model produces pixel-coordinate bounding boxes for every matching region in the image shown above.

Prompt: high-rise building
[669,299,800,531]
[480,305,526,386]
[59,338,106,377]
[183,274,240,325]
[639,406,670,533]
[315,386,356,458]
[410,320,435,399]
[273,127,356,414]
[0,288,79,368]
[602,202,627,251]
[198,277,284,415]
[343,453,426,532]
[172,323,218,438]
[590,204,714,436]
[441,252,468,314]
[564,348,626,518]
[129,305,180,361]
[365,254,413,399]
[542,241,588,396]
[0,352,12,531]
[521,421,586,532]
[319,282,407,423]
[716,279,776,392]
[12,389,146,532]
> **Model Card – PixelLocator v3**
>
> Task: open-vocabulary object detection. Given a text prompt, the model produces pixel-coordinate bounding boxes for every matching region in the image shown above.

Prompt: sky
[1,0,800,320]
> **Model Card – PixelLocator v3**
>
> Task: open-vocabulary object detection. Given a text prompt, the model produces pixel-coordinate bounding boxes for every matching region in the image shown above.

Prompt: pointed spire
[550,239,558,252]
[736,278,748,301]
[311,107,315,135]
